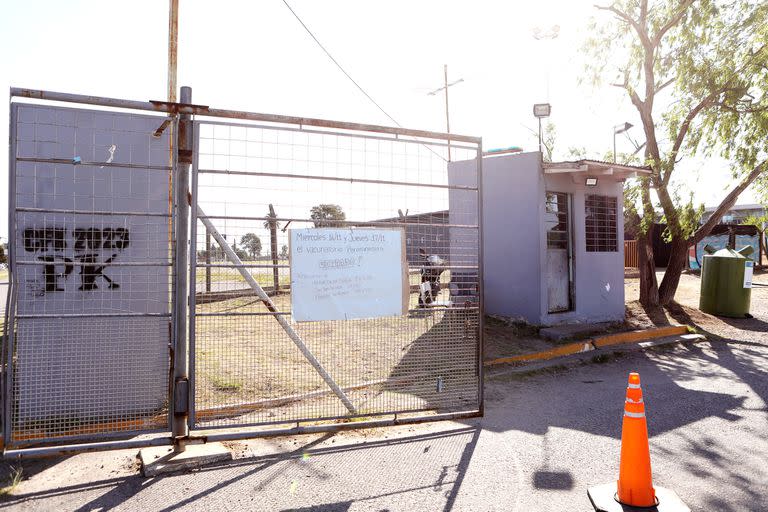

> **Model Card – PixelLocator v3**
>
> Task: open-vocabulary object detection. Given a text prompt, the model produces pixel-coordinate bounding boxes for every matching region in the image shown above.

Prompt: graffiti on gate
[23,227,130,293]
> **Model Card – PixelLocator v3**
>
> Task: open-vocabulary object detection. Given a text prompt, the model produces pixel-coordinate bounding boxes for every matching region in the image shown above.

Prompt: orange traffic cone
[587,372,691,512]
[616,372,656,507]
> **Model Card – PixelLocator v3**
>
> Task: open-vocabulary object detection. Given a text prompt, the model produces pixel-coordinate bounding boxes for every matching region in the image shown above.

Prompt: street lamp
[613,122,633,163]
[428,65,464,161]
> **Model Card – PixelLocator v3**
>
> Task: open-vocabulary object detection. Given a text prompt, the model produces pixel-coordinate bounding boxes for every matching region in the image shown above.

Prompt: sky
[0,0,761,239]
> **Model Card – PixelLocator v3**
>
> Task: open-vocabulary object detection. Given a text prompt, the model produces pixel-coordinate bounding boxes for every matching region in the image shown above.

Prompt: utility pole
[168,0,178,103]
[428,65,463,162]
[443,65,451,162]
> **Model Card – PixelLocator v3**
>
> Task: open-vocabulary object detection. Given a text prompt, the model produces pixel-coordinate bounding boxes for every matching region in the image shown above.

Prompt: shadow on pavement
[0,427,482,512]
[480,348,746,439]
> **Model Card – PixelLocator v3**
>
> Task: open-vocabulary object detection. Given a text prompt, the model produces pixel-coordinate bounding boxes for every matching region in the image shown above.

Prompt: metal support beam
[196,206,357,414]
[9,88,481,144]
[171,86,192,446]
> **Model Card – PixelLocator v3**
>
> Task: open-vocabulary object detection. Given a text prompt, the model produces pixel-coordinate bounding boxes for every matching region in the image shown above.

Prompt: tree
[526,121,557,162]
[240,233,262,259]
[264,204,281,290]
[742,212,768,266]
[587,0,768,306]
[280,244,289,259]
[310,204,346,227]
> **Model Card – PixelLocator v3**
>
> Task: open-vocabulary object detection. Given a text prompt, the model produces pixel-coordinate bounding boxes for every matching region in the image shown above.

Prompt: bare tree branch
[654,77,675,93]
[692,159,768,245]
[594,4,652,47]
[717,102,768,114]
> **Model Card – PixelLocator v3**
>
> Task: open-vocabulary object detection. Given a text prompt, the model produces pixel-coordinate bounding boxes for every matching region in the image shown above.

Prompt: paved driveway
[2,336,766,511]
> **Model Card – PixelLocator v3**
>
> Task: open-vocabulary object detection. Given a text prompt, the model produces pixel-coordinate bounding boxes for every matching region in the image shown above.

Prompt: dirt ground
[193,285,479,429]
[624,268,768,343]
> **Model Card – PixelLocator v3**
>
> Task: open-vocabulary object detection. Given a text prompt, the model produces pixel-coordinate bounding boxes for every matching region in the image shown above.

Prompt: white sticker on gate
[290,228,407,321]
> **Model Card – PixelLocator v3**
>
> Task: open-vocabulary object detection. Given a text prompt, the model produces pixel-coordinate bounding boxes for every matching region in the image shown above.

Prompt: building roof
[543,159,652,180]
[704,203,766,213]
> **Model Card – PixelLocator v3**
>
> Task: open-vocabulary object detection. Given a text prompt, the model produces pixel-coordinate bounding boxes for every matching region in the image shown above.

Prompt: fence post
[205,227,211,293]
[172,86,192,447]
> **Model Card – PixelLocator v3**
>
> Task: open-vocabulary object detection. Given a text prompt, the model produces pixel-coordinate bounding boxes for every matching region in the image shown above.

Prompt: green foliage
[585,0,768,179]
[240,232,262,259]
[623,180,642,238]
[280,244,289,259]
[741,213,768,231]
[310,204,346,227]
[670,1,768,170]
[659,188,704,242]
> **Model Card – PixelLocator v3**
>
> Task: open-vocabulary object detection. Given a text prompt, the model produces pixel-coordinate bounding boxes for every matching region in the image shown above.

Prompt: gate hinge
[173,378,189,415]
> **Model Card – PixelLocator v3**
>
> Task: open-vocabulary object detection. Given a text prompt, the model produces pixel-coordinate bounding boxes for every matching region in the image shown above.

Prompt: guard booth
[450,152,651,326]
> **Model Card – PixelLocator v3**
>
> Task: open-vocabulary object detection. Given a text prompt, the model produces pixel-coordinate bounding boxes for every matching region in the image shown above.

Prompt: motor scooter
[417,248,446,307]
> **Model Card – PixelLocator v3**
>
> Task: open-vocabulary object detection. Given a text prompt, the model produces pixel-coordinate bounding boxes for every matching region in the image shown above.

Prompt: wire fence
[5,103,173,447]
[190,119,483,430]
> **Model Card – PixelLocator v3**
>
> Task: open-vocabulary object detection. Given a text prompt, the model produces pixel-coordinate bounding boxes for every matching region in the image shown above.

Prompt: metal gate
[4,93,177,453]
[3,88,483,456]
[188,114,484,438]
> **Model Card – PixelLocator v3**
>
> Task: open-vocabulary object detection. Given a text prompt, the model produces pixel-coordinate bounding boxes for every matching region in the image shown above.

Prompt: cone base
[587,482,690,512]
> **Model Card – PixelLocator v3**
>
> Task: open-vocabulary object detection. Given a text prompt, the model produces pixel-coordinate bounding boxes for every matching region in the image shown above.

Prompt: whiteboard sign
[744,260,754,289]
[290,228,407,321]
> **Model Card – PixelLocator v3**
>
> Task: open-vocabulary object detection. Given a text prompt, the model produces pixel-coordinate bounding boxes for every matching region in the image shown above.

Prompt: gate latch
[174,378,189,415]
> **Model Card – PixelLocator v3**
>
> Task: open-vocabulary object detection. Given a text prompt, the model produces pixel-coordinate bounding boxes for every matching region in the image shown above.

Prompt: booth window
[585,195,618,252]
[545,192,570,249]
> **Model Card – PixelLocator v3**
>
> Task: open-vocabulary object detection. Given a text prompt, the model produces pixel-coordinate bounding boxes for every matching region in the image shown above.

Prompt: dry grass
[0,466,22,496]
[193,285,479,425]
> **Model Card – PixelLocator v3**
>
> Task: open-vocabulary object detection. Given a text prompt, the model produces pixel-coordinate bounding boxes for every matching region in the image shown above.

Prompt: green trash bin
[699,245,754,318]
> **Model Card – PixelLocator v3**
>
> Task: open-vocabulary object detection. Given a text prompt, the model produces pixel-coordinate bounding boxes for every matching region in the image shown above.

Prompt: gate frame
[187,112,485,440]
[2,87,484,458]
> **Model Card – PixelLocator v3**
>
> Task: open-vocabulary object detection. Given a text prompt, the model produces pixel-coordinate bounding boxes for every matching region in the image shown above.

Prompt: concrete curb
[486,333,706,377]
[484,325,690,368]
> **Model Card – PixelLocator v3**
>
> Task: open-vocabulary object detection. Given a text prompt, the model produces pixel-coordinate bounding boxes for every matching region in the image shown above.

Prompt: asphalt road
[2,338,766,511]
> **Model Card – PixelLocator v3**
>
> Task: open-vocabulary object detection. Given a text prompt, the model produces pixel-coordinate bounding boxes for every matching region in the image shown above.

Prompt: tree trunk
[637,227,659,307]
[658,238,689,305]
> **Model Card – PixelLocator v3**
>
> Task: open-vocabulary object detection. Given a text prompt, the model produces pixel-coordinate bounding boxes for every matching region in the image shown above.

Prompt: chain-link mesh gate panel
[190,120,482,430]
[5,103,173,447]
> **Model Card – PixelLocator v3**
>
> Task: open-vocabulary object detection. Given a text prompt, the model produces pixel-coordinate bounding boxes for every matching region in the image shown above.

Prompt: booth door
[545,192,573,313]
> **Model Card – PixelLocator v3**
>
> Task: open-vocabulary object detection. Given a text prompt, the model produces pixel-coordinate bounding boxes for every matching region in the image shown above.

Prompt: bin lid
[704,247,752,260]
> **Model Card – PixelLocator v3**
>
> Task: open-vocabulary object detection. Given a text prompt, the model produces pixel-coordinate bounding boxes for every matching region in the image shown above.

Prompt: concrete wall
[447,160,480,299]
[470,152,544,322]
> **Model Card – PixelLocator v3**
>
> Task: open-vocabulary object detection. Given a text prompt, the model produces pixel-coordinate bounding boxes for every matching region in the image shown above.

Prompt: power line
[280,0,402,128]
[280,0,450,163]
